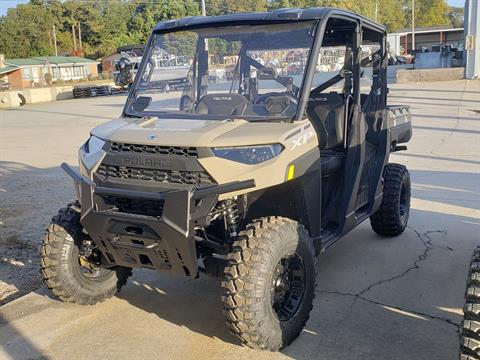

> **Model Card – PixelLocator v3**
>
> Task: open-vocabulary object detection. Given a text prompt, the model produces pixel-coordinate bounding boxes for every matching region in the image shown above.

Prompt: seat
[306,92,345,150]
[195,94,250,115]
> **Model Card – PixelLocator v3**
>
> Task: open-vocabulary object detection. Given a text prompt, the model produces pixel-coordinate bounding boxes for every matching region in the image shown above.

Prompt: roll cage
[123,8,387,121]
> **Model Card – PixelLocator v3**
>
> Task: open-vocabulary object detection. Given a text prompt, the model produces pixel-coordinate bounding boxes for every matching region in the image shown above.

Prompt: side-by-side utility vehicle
[41,8,412,350]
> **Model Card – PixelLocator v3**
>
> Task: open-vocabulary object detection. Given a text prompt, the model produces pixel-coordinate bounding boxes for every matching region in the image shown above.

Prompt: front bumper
[61,163,254,277]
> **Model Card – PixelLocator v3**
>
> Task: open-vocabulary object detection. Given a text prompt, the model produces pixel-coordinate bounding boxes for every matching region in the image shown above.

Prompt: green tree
[0,2,54,58]
[377,0,407,32]
[404,0,450,28]
[205,0,267,15]
[0,0,460,60]
[129,0,200,44]
[448,6,464,28]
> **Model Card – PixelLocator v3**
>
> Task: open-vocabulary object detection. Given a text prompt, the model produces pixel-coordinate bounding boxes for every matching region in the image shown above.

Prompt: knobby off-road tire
[370,163,411,236]
[461,247,480,360]
[222,217,317,351]
[40,202,132,305]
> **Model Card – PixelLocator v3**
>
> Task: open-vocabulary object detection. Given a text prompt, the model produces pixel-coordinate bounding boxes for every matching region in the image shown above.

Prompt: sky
[0,0,468,16]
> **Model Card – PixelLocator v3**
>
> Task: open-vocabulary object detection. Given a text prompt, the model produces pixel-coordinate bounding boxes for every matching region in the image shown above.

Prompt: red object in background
[69,50,84,57]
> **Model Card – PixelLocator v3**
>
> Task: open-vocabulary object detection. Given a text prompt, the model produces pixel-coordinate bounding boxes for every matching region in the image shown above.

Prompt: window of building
[22,67,32,80]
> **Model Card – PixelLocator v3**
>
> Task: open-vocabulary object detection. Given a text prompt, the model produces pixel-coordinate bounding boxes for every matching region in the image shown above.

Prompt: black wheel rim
[271,254,306,322]
[399,181,409,221]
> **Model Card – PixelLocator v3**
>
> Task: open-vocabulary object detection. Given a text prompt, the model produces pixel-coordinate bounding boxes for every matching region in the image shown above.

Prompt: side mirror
[132,96,152,112]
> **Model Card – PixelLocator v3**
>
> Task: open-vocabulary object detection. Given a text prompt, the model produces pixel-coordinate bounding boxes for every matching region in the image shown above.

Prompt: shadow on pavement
[117,273,240,346]
[391,88,479,94]
[0,312,49,359]
[413,125,480,135]
[396,152,480,166]
[0,163,478,359]
[411,114,480,122]
[389,94,479,103]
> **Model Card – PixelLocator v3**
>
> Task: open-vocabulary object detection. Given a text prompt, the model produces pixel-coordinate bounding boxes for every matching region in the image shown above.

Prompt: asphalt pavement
[0,79,479,360]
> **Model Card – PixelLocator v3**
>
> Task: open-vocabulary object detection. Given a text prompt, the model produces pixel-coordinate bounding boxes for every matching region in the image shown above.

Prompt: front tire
[40,202,132,305]
[222,217,317,350]
[370,163,411,236]
[461,247,480,360]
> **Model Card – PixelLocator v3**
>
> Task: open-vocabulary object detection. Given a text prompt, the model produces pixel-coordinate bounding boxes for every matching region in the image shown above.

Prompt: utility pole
[465,0,479,79]
[201,0,208,51]
[375,0,378,22]
[78,23,82,50]
[72,24,77,52]
[411,0,415,54]
[52,24,58,56]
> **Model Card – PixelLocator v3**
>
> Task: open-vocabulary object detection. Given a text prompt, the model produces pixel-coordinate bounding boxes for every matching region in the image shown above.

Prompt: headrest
[196,94,249,115]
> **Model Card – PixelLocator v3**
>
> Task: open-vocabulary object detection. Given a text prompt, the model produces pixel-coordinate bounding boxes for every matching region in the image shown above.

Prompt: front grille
[102,195,164,217]
[97,165,214,186]
[110,142,198,158]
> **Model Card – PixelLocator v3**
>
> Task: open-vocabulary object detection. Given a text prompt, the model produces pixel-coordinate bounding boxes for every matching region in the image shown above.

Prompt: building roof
[0,64,19,75]
[5,56,97,67]
[153,7,386,33]
[391,26,464,36]
[5,58,44,66]
[34,56,97,65]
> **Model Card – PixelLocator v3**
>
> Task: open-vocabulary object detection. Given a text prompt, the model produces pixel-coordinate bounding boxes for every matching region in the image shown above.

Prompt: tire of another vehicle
[40,202,132,305]
[461,247,480,360]
[370,163,411,237]
[222,217,317,351]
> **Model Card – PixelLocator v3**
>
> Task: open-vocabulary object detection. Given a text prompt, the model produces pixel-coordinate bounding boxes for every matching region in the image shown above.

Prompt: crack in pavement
[320,289,460,329]
[319,227,458,328]
[429,80,469,156]
[357,227,452,298]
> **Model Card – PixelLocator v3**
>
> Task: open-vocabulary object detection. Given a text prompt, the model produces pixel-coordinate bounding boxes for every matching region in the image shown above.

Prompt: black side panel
[246,147,322,241]
[390,122,412,144]
[340,106,367,231]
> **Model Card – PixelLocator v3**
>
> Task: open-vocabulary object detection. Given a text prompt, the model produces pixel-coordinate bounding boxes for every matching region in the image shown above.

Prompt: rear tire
[222,217,317,350]
[461,247,480,360]
[370,163,411,236]
[40,202,132,305]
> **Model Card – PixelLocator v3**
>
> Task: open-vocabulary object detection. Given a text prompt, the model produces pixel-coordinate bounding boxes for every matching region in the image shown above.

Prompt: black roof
[153,7,386,33]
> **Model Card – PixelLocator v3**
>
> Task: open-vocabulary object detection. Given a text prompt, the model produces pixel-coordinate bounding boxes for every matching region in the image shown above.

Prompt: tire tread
[462,246,480,359]
[221,216,316,350]
[40,202,131,305]
[370,163,410,236]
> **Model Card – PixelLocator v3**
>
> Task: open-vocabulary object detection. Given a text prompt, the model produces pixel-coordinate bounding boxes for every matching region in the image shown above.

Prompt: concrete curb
[0,82,115,108]
[396,67,465,83]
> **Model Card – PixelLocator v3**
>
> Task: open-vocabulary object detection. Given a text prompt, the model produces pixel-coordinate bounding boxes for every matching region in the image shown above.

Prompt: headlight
[212,144,284,165]
[84,135,106,154]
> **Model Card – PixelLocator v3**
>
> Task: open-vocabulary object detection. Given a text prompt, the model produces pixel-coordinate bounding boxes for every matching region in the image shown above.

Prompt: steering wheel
[254,92,298,116]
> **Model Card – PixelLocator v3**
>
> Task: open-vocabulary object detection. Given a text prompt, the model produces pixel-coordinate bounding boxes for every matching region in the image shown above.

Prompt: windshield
[125,21,317,120]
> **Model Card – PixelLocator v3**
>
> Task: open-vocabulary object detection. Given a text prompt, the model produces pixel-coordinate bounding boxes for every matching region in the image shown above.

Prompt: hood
[90,116,303,147]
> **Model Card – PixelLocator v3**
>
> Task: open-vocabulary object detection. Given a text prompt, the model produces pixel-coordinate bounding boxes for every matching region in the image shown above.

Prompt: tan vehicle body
[82,116,319,200]
[42,9,413,352]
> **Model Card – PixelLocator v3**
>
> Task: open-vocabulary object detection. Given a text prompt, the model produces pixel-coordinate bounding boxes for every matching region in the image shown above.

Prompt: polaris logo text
[122,156,171,168]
